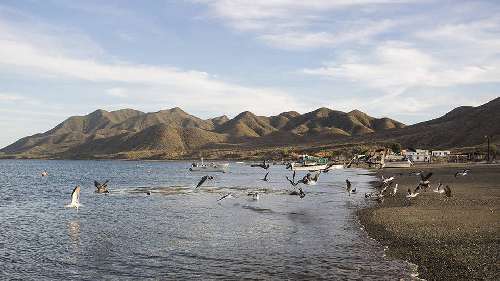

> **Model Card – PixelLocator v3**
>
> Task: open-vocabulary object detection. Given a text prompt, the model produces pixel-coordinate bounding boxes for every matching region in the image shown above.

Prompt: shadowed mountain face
[367,97,500,148]
[1,106,405,158]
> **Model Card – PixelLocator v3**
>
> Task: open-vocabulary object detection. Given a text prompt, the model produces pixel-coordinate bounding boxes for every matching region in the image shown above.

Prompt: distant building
[404,149,430,162]
[432,150,451,157]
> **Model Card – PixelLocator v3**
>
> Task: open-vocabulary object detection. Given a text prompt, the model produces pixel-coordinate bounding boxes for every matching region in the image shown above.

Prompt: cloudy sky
[0,0,499,147]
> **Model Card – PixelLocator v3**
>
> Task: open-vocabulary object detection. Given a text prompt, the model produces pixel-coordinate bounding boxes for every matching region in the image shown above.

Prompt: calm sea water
[0,160,416,280]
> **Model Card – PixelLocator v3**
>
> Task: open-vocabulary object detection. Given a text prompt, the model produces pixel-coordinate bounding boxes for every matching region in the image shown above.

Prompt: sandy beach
[358,164,500,280]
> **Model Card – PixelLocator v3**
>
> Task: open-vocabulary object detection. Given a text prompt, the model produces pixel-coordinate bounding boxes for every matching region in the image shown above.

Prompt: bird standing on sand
[261,172,269,182]
[94,180,110,193]
[406,187,419,199]
[251,160,270,170]
[454,169,470,178]
[196,175,214,189]
[65,186,81,210]
[391,183,398,196]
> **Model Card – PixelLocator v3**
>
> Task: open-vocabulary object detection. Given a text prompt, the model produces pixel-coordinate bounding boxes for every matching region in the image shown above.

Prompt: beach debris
[261,172,269,182]
[251,160,270,170]
[94,179,110,193]
[65,186,81,210]
[454,169,470,178]
[195,175,214,189]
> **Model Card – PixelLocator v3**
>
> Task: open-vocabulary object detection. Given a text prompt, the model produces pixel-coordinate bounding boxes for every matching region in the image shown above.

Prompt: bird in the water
[146,191,151,196]
[94,180,109,193]
[217,192,234,201]
[408,170,424,176]
[41,171,48,177]
[65,186,81,210]
[454,169,470,178]
[289,187,306,198]
[251,160,270,170]
[195,175,214,189]
[261,172,269,182]
[247,191,260,200]
[345,179,356,195]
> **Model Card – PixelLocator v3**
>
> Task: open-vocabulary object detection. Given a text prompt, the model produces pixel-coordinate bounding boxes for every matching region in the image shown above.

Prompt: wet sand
[358,164,500,280]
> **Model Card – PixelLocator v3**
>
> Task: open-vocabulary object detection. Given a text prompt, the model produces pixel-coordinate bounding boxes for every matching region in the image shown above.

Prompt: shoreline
[357,163,499,280]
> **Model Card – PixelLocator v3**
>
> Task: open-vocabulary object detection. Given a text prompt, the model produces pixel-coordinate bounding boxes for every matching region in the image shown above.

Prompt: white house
[405,149,430,162]
[432,150,451,157]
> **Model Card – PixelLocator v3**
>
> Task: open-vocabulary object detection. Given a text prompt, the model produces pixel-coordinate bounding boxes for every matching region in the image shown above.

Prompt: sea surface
[0,160,417,280]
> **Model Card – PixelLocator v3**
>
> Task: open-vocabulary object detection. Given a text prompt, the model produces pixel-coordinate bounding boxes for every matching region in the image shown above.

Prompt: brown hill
[8,100,481,159]
[367,97,500,148]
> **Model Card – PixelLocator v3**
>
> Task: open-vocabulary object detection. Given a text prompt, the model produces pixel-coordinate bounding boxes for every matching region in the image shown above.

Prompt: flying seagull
[251,160,270,170]
[94,180,110,193]
[454,169,470,178]
[65,186,81,210]
[195,175,214,189]
[286,171,299,186]
[300,171,320,185]
[217,192,234,201]
[41,171,48,177]
[418,172,433,190]
[381,175,395,185]
[261,172,269,182]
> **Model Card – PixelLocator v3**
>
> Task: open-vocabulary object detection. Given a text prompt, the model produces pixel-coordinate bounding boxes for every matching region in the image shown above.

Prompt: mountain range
[1,97,498,159]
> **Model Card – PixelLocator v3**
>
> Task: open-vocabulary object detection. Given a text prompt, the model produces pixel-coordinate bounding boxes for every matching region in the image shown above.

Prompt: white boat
[189,158,229,173]
[289,155,344,171]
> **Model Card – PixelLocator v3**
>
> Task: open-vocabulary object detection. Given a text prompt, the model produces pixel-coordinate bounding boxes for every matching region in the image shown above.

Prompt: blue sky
[0,0,499,147]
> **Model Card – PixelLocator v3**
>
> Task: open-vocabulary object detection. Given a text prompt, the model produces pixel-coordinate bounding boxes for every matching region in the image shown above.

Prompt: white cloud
[303,42,500,94]
[193,0,411,49]
[0,93,25,101]
[0,18,302,117]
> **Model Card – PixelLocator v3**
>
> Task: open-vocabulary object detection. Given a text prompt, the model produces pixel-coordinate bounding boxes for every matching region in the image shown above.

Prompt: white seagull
[65,186,81,210]
[247,191,260,201]
[406,188,419,199]
[381,175,395,185]
[433,182,445,194]
[41,171,48,177]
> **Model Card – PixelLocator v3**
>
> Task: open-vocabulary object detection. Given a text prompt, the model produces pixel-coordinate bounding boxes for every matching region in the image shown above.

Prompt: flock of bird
[43,161,469,211]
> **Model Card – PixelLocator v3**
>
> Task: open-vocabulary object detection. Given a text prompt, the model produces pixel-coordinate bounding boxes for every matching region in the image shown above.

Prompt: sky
[0,0,499,148]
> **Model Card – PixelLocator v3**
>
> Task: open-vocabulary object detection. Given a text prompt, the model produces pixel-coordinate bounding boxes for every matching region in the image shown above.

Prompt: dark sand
[358,164,499,280]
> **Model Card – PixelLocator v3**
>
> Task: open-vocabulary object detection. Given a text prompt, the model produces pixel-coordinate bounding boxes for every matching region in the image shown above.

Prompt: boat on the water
[189,158,229,173]
[289,155,342,171]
